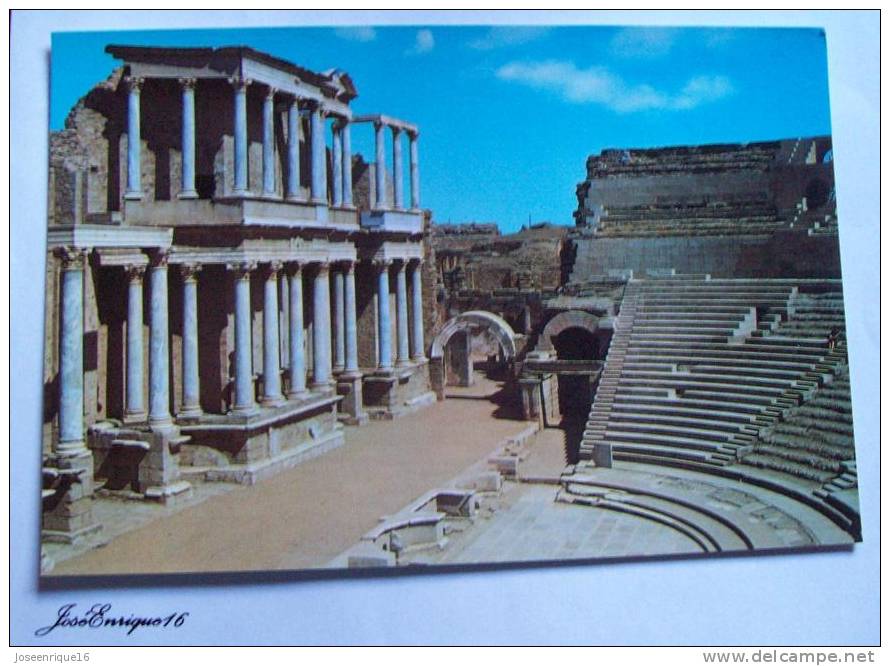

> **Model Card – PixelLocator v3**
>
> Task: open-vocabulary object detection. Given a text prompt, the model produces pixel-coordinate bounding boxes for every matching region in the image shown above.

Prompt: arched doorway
[537,311,613,464]
[430,311,517,399]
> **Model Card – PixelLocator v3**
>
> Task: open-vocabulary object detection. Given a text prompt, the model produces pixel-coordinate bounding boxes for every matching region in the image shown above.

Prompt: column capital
[264,85,278,101]
[407,129,420,140]
[263,260,284,278]
[373,258,393,270]
[179,262,202,281]
[334,117,350,130]
[126,264,147,282]
[312,260,330,276]
[391,125,404,138]
[125,76,145,93]
[55,246,90,270]
[409,257,424,267]
[228,260,257,277]
[394,257,408,271]
[148,248,170,268]
[338,259,355,273]
[285,261,303,276]
[228,75,253,90]
[373,119,387,131]
[178,77,197,90]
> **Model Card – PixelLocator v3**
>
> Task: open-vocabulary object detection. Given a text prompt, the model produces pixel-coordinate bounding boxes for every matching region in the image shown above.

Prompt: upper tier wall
[570,230,842,280]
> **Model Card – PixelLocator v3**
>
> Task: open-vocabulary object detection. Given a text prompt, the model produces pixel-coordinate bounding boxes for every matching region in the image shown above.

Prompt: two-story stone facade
[43,45,434,543]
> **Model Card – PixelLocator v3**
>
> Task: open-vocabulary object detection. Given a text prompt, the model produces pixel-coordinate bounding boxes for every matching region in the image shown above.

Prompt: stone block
[347,543,396,568]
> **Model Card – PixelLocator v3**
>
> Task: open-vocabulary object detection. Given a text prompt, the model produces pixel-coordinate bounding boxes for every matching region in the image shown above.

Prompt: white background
[9,10,880,646]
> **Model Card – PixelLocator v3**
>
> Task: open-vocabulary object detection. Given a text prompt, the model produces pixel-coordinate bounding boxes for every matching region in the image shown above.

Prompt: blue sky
[51,25,832,233]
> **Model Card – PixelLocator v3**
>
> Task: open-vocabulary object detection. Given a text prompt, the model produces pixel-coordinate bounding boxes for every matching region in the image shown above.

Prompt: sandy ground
[51,375,532,576]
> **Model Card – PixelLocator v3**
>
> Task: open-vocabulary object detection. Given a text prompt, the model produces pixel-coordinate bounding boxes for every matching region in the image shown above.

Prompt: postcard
[34,22,864,584]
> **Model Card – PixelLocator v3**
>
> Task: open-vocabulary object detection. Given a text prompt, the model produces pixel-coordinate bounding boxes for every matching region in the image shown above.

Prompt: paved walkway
[49,376,532,576]
[405,483,703,565]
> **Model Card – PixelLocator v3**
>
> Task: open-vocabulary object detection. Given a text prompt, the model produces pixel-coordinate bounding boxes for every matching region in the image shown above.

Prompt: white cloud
[468,26,550,50]
[406,29,435,55]
[609,27,678,58]
[334,26,376,42]
[495,60,734,113]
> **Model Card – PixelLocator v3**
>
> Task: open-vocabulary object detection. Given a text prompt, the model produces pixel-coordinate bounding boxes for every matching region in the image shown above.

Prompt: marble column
[179,78,198,199]
[341,120,353,207]
[261,262,284,406]
[124,76,143,200]
[343,261,360,375]
[279,271,290,371]
[374,121,387,209]
[311,263,332,388]
[286,98,301,200]
[331,123,343,207]
[395,260,410,366]
[410,260,426,361]
[376,260,393,371]
[392,127,404,210]
[333,267,345,372]
[148,250,173,428]
[287,264,308,398]
[262,87,277,197]
[231,262,257,414]
[231,76,250,196]
[310,105,327,204]
[56,248,88,455]
[409,131,421,209]
[178,263,202,418]
[124,265,146,421]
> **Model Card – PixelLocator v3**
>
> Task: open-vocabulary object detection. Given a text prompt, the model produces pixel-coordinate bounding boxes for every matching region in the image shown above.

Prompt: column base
[232,189,250,198]
[149,416,176,432]
[395,358,412,368]
[333,364,346,374]
[261,394,286,408]
[230,403,260,417]
[122,410,148,425]
[310,381,336,395]
[311,197,328,205]
[286,194,307,203]
[411,355,428,364]
[286,389,310,401]
[123,191,143,201]
[54,440,89,458]
[176,406,203,420]
[178,190,198,200]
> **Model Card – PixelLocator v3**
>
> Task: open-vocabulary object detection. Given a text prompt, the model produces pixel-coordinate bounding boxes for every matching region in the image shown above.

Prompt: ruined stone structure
[43,45,434,543]
[571,137,838,280]
[434,222,570,293]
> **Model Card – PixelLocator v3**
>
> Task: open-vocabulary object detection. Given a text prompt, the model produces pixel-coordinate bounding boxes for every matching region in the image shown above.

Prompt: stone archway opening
[552,327,599,433]
[429,311,517,400]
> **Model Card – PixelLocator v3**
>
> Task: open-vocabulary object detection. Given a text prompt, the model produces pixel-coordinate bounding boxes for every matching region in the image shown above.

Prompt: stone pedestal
[520,376,543,426]
[142,429,193,503]
[592,443,613,468]
[337,374,368,425]
[41,450,101,543]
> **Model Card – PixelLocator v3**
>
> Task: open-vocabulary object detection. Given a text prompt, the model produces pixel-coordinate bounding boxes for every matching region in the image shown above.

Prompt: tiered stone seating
[593,201,784,237]
[578,276,857,537]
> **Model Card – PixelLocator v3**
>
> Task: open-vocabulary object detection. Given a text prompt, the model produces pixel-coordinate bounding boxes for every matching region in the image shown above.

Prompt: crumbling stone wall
[433,223,568,294]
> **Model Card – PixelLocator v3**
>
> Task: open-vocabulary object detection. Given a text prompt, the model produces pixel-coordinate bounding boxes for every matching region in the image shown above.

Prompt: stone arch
[429,311,517,399]
[430,310,517,360]
[538,310,601,352]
